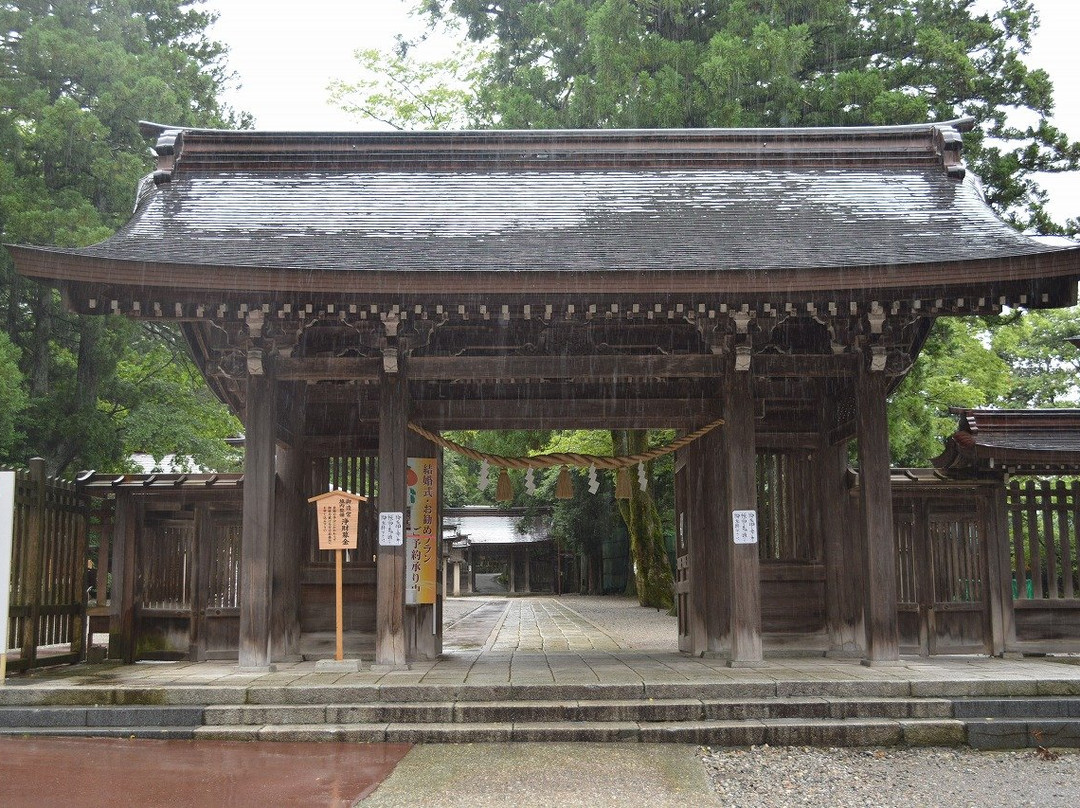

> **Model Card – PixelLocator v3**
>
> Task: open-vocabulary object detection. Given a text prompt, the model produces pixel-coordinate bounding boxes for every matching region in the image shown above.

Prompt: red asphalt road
[0,737,412,807]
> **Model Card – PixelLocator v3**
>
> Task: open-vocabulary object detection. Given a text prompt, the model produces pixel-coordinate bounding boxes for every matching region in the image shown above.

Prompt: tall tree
[420,0,1078,232]
[0,0,248,474]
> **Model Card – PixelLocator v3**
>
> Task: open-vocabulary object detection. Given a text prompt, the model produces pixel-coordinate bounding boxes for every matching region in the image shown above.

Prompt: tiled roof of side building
[934,409,1080,475]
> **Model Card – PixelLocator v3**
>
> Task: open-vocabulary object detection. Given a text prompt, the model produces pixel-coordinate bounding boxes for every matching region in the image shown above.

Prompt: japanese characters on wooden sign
[406,457,438,605]
[308,491,368,552]
[732,509,759,545]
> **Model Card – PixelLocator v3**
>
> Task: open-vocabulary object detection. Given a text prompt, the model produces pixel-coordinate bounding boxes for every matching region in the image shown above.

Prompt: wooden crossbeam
[274,352,858,382]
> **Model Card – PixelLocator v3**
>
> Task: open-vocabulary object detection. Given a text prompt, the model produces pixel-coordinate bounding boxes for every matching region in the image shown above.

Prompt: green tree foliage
[328,45,485,130]
[0,331,28,457]
[990,307,1080,407]
[888,318,1013,466]
[420,0,1077,231]
[0,1,248,474]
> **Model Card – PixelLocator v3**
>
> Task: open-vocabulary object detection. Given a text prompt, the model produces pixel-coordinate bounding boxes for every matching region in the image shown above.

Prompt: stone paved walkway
[3,595,1080,697]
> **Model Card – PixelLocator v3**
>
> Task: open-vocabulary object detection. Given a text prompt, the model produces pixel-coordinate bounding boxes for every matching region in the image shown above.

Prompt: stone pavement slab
[356,742,722,807]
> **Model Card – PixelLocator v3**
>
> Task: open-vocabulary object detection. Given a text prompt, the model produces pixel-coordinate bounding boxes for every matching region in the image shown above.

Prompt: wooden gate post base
[315,659,361,672]
[728,659,768,669]
[860,658,903,668]
[369,663,412,673]
[825,648,863,660]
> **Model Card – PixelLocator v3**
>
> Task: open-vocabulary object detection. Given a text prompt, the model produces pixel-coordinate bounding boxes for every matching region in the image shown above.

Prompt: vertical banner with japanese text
[406,457,438,605]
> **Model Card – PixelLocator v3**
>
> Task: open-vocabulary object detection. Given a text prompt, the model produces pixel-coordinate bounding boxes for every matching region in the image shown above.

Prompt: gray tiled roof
[934,409,1080,474]
[72,165,1053,273]
[443,508,550,546]
[16,121,1069,279]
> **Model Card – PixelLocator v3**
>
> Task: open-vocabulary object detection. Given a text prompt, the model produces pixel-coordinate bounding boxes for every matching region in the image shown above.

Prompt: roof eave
[8,243,1080,306]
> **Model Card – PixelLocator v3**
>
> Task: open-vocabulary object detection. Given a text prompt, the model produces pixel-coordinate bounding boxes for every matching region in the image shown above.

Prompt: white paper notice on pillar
[378,511,404,547]
[732,509,758,544]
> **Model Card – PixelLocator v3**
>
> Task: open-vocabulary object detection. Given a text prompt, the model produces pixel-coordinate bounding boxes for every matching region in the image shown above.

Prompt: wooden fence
[4,458,88,672]
[1008,479,1080,601]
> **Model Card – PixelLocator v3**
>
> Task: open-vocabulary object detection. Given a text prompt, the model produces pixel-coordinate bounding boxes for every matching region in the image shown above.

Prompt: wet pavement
[3,596,1080,807]
[0,737,411,808]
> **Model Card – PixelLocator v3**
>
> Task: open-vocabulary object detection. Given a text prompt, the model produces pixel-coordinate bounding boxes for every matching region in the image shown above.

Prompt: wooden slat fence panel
[893,511,918,606]
[1008,479,1080,600]
[4,459,88,673]
[756,451,817,563]
[139,522,192,611]
[207,518,242,610]
[929,516,983,603]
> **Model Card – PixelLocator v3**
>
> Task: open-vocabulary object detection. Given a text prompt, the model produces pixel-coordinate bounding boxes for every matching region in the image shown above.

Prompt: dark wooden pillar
[108,491,138,663]
[271,383,307,663]
[190,504,211,661]
[985,483,1016,656]
[376,355,409,668]
[272,447,305,661]
[856,366,900,665]
[685,427,727,655]
[720,367,763,666]
[819,436,864,656]
[239,366,277,670]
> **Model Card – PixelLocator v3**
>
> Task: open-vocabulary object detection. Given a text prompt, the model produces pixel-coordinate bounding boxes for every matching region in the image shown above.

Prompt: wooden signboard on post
[307,491,368,662]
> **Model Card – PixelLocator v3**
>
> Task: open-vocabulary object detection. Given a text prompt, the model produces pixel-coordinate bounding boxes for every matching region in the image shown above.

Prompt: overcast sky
[205,0,1079,221]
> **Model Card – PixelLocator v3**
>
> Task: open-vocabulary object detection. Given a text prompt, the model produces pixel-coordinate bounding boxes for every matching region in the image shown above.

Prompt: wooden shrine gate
[10,121,1080,669]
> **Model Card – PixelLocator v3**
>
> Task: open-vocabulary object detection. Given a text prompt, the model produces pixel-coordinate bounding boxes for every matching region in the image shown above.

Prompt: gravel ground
[700,745,1080,808]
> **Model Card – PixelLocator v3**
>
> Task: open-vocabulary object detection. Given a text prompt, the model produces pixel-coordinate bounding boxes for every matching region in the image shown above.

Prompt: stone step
[967,718,1080,749]
[4,679,1080,708]
[191,717,969,746]
[200,697,954,726]
[952,697,1080,719]
[0,705,205,729]
[0,726,199,739]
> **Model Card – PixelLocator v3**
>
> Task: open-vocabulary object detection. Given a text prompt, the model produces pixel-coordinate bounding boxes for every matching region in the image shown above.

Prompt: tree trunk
[612,429,674,610]
[28,285,53,398]
[51,315,106,476]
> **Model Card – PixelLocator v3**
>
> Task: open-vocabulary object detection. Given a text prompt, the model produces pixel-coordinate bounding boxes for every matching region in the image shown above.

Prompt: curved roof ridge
[139,118,977,139]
